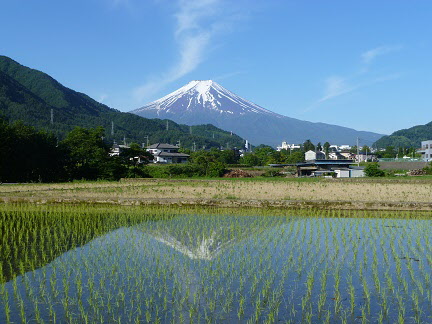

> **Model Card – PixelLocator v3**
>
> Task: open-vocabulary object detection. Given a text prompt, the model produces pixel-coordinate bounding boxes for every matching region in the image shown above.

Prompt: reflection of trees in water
[3,214,432,323]
[1,214,294,323]
[0,211,149,283]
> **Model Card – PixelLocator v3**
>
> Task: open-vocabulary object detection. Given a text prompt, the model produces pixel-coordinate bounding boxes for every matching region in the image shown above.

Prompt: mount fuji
[131,80,384,146]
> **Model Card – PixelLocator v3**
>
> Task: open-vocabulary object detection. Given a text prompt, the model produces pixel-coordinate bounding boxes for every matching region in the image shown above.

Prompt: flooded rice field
[1,205,431,323]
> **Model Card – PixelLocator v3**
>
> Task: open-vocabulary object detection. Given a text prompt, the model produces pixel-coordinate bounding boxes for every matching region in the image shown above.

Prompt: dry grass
[0,178,431,210]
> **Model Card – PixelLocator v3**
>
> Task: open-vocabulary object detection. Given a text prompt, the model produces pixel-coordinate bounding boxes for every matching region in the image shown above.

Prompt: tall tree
[61,126,110,180]
[303,139,315,152]
[0,119,63,182]
[323,142,330,158]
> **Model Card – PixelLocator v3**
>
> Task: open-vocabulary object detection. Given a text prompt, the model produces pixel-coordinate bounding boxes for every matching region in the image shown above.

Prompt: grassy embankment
[1,176,432,210]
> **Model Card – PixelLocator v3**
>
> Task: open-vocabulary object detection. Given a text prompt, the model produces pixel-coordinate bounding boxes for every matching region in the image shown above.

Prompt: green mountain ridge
[374,122,432,148]
[0,55,245,149]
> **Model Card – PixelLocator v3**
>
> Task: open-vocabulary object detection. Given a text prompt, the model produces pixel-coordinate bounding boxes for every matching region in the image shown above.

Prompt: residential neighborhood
[146,143,190,164]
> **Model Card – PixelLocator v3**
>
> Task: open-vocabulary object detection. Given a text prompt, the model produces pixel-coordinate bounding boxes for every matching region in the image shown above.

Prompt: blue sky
[1,0,431,135]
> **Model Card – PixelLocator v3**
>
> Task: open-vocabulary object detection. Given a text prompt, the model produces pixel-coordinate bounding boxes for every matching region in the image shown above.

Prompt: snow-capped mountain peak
[130,80,384,147]
[132,80,282,117]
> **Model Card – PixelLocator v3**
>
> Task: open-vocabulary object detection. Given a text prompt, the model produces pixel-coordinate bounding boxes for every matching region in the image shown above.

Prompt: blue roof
[297,159,354,166]
[315,159,354,165]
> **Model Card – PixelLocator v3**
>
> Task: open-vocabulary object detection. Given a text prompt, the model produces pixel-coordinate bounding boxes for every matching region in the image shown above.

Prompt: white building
[109,143,130,156]
[305,150,325,161]
[418,140,432,162]
[146,143,190,164]
[339,145,351,151]
[355,152,377,163]
[334,167,365,178]
[277,141,301,151]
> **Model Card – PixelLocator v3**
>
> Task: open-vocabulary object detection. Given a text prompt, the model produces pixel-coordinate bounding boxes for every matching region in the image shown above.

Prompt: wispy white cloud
[98,93,108,103]
[319,73,401,104]
[303,72,401,113]
[305,45,403,111]
[361,45,402,64]
[317,76,356,103]
[133,0,241,103]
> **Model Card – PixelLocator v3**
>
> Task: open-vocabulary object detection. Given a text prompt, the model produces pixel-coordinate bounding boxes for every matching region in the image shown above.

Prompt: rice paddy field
[1,204,432,323]
[1,177,432,210]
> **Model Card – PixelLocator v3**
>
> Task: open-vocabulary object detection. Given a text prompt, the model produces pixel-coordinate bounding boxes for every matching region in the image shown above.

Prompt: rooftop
[296,159,355,167]
[147,143,179,149]
[156,152,190,157]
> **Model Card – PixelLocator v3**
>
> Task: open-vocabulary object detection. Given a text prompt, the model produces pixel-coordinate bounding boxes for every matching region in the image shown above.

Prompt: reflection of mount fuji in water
[139,215,285,260]
[0,215,293,323]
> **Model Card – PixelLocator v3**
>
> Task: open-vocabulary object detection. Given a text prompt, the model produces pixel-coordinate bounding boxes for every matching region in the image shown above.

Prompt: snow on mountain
[132,80,282,117]
[130,80,384,146]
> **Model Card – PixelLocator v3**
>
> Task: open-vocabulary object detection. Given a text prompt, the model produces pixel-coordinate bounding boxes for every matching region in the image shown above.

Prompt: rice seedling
[0,203,431,322]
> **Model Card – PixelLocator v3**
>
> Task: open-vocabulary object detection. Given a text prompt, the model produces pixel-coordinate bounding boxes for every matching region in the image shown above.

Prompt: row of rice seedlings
[0,203,431,322]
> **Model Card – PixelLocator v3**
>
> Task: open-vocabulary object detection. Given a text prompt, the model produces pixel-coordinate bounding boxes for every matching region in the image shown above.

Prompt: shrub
[364,162,385,177]
[423,162,432,175]
[206,162,226,177]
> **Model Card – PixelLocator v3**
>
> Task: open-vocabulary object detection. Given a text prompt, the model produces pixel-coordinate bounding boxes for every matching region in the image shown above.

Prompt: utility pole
[143,135,149,146]
[357,137,360,166]
[50,109,54,125]
[193,142,196,152]
[189,126,192,135]
[212,133,215,139]
[123,136,126,146]
[111,121,114,136]
[166,120,169,131]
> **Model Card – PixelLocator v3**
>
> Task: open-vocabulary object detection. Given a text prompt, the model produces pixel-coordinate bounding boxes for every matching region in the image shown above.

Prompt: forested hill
[0,56,245,149]
[373,122,432,148]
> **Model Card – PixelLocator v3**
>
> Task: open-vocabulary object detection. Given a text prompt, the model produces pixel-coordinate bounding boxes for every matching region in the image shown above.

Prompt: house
[355,152,377,163]
[109,143,151,164]
[339,145,351,151]
[305,150,325,161]
[340,152,354,159]
[277,142,301,151]
[146,143,190,164]
[418,140,432,162]
[109,143,130,156]
[295,160,364,178]
[328,152,346,160]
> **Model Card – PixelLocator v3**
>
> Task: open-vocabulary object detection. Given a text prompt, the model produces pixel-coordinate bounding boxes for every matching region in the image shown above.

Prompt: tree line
[1,119,425,183]
[0,119,153,183]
